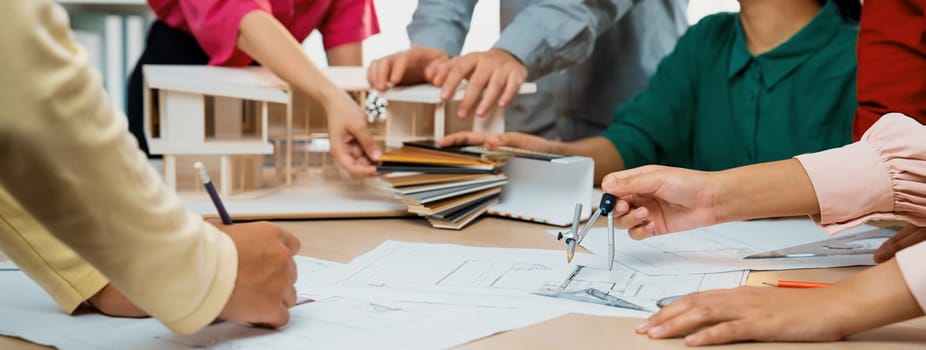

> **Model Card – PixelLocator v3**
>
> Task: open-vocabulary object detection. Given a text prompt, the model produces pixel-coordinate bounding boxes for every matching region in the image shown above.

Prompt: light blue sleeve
[406,0,479,56]
[493,0,635,79]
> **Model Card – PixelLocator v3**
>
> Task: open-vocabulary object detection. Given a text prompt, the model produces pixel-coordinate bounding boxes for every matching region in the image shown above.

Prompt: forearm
[406,0,476,56]
[0,0,236,334]
[552,136,625,184]
[494,0,632,78]
[837,259,923,336]
[238,11,346,104]
[713,159,820,222]
[326,42,362,66]
[0,189,108,313]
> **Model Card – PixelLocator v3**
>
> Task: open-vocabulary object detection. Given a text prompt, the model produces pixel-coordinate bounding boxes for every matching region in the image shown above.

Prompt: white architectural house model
[143,65,537,219]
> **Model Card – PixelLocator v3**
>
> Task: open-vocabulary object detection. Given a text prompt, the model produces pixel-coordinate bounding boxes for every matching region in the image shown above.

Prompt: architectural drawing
[143,65,536,219]
[0,258,561,350]
[319,241,746,313]
[577,218,895,275]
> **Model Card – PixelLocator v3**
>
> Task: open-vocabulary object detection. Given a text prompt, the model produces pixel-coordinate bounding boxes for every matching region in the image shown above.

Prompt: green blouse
[601,1,857,171]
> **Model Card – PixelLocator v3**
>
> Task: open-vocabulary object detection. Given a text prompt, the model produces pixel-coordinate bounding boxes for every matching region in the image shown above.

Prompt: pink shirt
[795,113,926,312]
[148,0,380,66]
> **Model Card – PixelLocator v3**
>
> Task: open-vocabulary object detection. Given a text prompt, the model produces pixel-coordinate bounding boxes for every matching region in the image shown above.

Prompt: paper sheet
[574,218,893,275]
[0,256,562,350]
[311,241,747,315]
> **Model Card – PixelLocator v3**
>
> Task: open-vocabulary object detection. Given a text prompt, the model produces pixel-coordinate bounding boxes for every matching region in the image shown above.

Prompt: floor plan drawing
[321,241,747,314]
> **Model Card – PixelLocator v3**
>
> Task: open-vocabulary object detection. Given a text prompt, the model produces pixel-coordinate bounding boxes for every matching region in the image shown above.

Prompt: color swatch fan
[378,141,506,229]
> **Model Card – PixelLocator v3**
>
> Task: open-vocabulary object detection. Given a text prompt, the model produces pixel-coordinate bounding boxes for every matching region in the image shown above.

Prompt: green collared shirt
[601,1,857,171]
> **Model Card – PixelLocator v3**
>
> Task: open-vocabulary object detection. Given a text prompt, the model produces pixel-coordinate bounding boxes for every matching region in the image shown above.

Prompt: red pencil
[762,280,832,288]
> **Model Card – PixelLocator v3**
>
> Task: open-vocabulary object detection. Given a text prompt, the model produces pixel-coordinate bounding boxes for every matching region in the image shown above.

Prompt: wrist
[489,48,523,64]
[712,169,747,223]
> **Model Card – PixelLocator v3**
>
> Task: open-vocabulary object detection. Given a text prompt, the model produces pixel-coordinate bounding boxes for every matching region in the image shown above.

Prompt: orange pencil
[762,280,832,288]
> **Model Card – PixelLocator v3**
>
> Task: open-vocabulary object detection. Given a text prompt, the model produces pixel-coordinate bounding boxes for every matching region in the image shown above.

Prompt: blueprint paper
[0,257,561,350]
[575,218,892,275]
[309,241,747,316]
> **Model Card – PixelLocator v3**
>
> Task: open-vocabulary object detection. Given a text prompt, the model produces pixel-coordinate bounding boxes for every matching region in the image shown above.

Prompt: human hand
[439,130,553,153]
[427,48,527,118]
[874,223,926,263]
[324,93,381,177]
[637,286,851,346]
[367,46,449,91]
[601,165,724,239]
[215,221,300,328]
[87,283,148,318]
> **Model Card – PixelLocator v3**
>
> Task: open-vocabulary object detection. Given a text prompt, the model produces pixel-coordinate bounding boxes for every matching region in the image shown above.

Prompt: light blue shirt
[408,0,688,140]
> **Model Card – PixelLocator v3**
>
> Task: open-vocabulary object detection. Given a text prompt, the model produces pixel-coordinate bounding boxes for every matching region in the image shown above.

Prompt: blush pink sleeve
[794,113,926,234]
[319,0,380,50]
[177,0,272,66]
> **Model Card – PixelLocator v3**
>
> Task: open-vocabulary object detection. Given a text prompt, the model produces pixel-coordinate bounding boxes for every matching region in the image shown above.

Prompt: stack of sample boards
[378,141,507,229]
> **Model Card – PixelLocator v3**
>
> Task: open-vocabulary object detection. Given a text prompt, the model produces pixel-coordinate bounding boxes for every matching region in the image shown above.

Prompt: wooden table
[1,217,925,349]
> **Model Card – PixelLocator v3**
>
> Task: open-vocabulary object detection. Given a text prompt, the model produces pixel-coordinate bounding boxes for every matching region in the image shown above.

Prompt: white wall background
[304,0,739,67]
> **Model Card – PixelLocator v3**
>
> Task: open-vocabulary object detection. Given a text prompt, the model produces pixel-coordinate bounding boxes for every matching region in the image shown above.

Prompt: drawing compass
[557,193,618,270]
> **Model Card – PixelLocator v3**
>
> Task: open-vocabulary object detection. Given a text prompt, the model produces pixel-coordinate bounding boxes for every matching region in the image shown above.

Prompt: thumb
[348,121,382,161]
[602,166,667,197]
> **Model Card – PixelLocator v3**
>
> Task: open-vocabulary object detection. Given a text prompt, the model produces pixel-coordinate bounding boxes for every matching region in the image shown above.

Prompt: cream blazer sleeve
[0,1,237,334]
[0,188,109,314]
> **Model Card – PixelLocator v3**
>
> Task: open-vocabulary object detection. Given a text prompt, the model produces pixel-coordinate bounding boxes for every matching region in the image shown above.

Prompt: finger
[441,57,475,101]
[476,71,505,116]
[615,200,630,216]
[627,222,659,240]
[370,59,389,91]
[274,303,291,328]
[877,227,926,262]
[389,54,408,86]
[616,207,649,230]
[459,64,492,118]
[347,143,364,158]
[289,259,298,284]
[648,300,737,339]
[498,72,523,107]
[280,231,301,255]
[430,58,453,85]
[685,320,753,346]
[439,131,488,147]
[283,285,297,308]
[641,293,698,333]
[424,57,449,83]
[874,225,919,262]
[601,166,669,197]
[347,121,382,162]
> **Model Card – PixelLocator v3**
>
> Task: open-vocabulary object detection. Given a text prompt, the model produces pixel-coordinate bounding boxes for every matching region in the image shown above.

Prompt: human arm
[604,113,926,238]
[0,0,296,333]
[601,160,819,238]
[636,257,923,346]
[237,11,380,176]
[326,42,363,66]
[852,1,926,140]
[427,0,635,117]
[438,132,624,184]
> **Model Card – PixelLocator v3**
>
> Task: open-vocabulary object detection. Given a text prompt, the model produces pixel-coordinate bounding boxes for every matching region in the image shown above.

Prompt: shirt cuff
[795,142,895,234]
[60,270,109,314]
[896,241,926,313]
[492,28,544,72]
[161,228,238,334]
